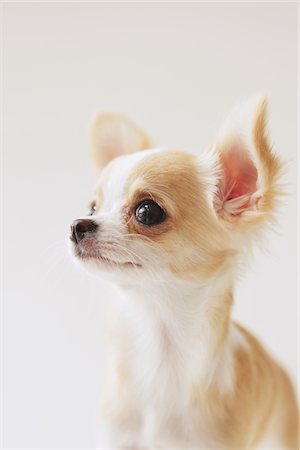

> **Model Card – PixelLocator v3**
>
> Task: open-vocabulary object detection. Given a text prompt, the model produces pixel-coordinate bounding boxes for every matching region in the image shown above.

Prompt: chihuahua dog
[70,97,298,449]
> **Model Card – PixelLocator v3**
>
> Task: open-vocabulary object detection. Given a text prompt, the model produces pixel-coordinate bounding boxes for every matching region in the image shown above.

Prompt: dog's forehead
[95,148,201,214]
[95,148,166,207]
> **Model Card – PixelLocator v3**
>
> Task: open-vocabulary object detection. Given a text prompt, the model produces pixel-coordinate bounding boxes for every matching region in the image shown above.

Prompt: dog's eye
[87,203,96,216]
[135,200,166,226]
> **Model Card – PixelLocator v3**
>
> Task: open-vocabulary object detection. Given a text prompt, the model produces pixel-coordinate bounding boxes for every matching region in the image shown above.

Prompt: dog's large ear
[89,113,153,172]
[212,96,282,225]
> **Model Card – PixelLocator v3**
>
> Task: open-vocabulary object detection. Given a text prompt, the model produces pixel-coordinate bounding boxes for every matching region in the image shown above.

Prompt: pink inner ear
[219,143,258,217]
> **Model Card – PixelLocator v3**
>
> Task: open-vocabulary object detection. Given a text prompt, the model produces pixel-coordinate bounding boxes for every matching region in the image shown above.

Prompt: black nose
[70,219,98,244]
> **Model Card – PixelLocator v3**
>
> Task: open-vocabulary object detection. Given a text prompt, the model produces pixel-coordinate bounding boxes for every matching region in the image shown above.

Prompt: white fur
[97,280,247,449]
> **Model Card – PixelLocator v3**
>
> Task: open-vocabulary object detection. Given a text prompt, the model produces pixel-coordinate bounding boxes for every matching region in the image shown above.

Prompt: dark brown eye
[135,200,166,226]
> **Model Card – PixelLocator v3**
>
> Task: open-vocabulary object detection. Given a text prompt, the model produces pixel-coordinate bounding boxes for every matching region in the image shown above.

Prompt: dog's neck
[114,274,235,389]
[119,274,233,331]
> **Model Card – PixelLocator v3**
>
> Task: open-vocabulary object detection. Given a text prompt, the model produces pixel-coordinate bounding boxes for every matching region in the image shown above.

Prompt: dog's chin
[70,242,142,275]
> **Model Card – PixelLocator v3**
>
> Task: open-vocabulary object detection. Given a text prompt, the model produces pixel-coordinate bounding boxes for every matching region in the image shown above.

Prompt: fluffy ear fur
[212,96,283,225]
[89,113,153,172]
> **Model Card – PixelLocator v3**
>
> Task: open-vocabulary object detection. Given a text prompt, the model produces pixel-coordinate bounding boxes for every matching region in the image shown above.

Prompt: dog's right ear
[89,113,153,172]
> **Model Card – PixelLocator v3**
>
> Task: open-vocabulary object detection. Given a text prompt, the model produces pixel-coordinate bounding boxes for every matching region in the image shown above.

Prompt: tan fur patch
[192,323,299,450]
[210,289,234,355]
[252,98,283,217]
[123,150,229,280]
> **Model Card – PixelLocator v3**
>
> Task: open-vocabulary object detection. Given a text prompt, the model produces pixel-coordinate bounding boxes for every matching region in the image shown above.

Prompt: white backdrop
[3,3,298,448]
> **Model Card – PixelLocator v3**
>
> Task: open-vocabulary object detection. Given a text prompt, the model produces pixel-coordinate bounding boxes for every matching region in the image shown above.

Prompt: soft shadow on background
[3,3,298,448]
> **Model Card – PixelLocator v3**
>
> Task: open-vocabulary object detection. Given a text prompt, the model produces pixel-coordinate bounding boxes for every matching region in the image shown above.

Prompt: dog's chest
[128,316,201,398]
[122,318,218,445]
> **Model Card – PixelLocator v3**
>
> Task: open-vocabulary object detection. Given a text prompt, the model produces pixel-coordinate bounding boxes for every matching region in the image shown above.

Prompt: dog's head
[70,97,282,286]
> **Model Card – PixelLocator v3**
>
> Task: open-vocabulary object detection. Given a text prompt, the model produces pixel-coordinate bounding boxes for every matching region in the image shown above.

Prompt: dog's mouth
[72,241,142,269]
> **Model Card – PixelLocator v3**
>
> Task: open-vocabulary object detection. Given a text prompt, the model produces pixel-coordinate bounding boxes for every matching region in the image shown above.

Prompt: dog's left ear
[212,96,282,224]
[89,113,153,172]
